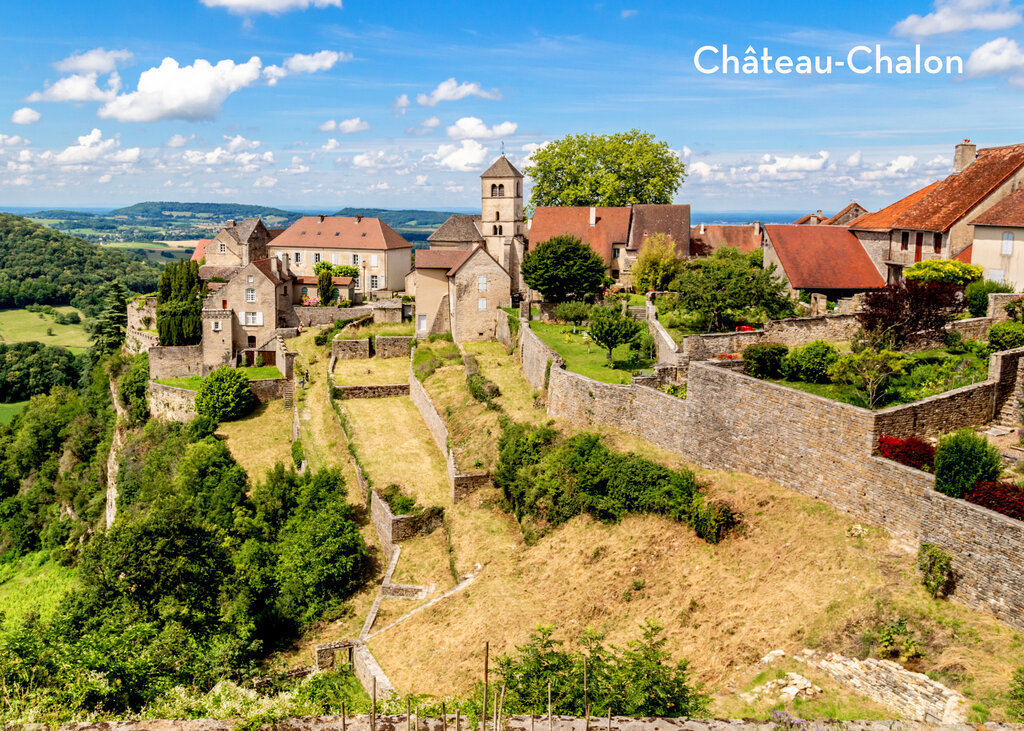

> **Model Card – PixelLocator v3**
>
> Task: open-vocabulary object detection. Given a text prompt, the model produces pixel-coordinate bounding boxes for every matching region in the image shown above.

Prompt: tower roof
[481,154,522,179]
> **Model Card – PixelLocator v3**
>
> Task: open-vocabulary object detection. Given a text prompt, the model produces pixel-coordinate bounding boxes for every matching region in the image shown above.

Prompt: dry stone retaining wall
[375,335,411,358]
[148,382,197,422]
[149,345,203,379]
[333,338,371,360]
[369,490,443,564]
[520,321,563,390]
[296,305,372,327]
[333,384,410,399]
[249,378,287,403]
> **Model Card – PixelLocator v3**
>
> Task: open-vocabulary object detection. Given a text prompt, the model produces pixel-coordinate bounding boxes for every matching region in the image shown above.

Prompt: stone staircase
[283,380,294,408]
[627,305,648,321]
[992,395,1020,429]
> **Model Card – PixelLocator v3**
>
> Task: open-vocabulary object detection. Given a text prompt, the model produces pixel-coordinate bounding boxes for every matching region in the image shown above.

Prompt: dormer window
[219,242,226,254]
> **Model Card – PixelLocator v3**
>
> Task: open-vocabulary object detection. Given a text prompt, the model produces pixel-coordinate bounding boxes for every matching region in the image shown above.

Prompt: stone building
[849,140,1024,283]
[792,202,869,226]
[968,187,1024,290]
[411,245,511,341]
[762,224,885,299]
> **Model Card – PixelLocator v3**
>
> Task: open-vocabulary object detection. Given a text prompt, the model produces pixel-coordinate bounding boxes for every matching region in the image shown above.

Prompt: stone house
[411,245,511,341]
[267,214,412,294]
[968,187,1024,289]
[201,217,277,269]
[792,202,869,226]
[849,140,1024,283]
[762,224,885,299]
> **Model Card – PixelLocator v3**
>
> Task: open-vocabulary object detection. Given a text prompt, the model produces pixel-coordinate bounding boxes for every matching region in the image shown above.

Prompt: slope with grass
[0,401,27,425]
[530,321,651,384]
[0,306,90,350]
[0,552,77,628]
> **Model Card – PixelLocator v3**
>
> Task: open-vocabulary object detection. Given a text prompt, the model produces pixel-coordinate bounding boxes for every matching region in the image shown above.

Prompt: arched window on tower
[498,184,505,197]
[490,184,497,197]
[517,181,521,196]
[493,225,498,235]
[496,211,500,221]
[498,225,503,235]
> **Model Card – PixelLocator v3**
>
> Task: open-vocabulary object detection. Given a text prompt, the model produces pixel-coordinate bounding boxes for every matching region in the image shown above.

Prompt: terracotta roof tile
[954,244,973,263]
[271,216,412,251]
[190,238,212,262]
[765,225,885,291]
[849,182,942,230]
[415,248,471,270]
[295,275,355,286]
[627,204,691,253]
[689,225,762,255]
[821,202,868,225]
[252,258,286,286]
[969,187,1024,227]
[529,206,631,264]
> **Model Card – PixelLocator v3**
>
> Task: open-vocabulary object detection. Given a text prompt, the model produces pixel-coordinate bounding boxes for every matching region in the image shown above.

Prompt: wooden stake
[606,709,611,731]
[483,642,489,731]
[456,708,461,731]
[497,685,506,731]
[548,680,552,731]
[583,657,588,715]
[584,704,589,731]
[492,688,498,731]
[372,677,377,731]
[531,714,535,731]
[408,697,412,731]
[341,702,346,731]
[442,701,448,731]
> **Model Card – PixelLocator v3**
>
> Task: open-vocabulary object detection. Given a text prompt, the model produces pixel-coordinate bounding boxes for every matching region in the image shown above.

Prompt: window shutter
[256,311,264,326]
[237,310,244,325]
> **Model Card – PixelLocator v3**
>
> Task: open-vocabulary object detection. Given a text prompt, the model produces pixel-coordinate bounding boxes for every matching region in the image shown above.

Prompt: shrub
[186,414,219,441]
[934,429,1003,498]
[875,618,921,661]
[917,542,954,598]
[742,343,788,379]
[379,483,417,515]
[194,367,255,422]
[1010,667,1024,721]
[1007,297,1024,323]
[989,321,1024,352]
[903,259,982,287]
[463,354,501,404]
[966,481,1024,522]
[554,300,591,326]
[118,352,150,425]
[291,439,305,468]
[877,435,935,471]
[965,279,1014,318]
[783,340,838,383]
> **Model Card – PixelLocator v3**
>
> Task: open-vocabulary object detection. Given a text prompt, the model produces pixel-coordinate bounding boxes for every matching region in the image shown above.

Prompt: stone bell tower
[480,154,524,265]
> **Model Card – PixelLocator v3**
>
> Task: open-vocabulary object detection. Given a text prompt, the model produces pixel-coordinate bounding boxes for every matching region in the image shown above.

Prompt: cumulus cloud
[416,78,501,107]
[423,139,488,171]
[254,175,278,187]
[406,116,441,136]
[10,107,40,125]
[166,133,194,147]
[99,56,263,122]
[54,128,118,164]
[757,150,830,177]
[97,173,112,183]
[393,93,410,116]
[281,155,310,174]
[224,134,260,152]
[352,149,404,169]
[893,0,1021,36]
[319,116,369,133]
[446,117,518,140]
[55,48,133,75]
[182,144,275,169]
[263,50,350,85]
[845,150,863,167]
[200,0,342,13]
[415,174,428,185]
[368,181,390,191]
[0,135,28,147]
[966,36,1024,83]
[321,138,340,151]
[27,72,122,102]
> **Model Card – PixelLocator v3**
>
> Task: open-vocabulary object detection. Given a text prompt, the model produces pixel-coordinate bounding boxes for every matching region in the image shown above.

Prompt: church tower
[480,154,524,265]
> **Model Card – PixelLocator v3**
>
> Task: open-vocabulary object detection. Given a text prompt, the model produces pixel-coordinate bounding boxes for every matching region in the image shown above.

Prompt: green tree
[828,349,912,409]
[554,300,591,326]
[965,279,1014,318]
[588,307,642,361]
[903,260,982,287]
[1010,666,1024,721]
[332,264,360,278]
[631,233,685,293]
[117,352,150,425]
[194,367,254,422]
[521,235,607,302]
[88,281,129,354]
[156,259,202,346]
[313,260,334,276]
[524,130,687,211]
[317,268,335,305]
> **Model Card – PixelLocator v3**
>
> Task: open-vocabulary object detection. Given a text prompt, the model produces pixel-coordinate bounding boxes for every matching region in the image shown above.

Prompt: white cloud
[254,175,278,187]
[166,133,194,147]
[446,116,518,140]
[757,150,829,177]
[200,0,342,13]
[182,145,275,169]
[621,9,637,18]
[415,174,428,185]
[321,138,340,151]
[416,78,501,107]
[27,72,121,102]
[3,175,32,187]
[885,155,917,174]
[11,107,41,125]
[893,0,1021,36]
[337,116,369,133]
[281,155,310,174]
[111,147,141,163]
[0,135,28,147]
[224,134,260,152]
[99,56,263,122]
[369,181,390,191]
[352,149,404,168]
[845,150,863,167]
[423,139,488,171]
[97,173,112,184]
[393,93,410,116]
[54,128,117,164]
[444,183,465,193]
[422,116,440,128]
[263,49,349,84]
[318,119,337,131]
[966,36,1024,82]
[55,48,133,75]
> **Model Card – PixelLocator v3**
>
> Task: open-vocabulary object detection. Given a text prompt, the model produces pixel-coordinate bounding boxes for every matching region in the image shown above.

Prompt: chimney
[954,139,977,173]
[589,207,596,227]
[227,219,236,227]
[700,223,705,235]
[318,214,325,223]
[753,221,761,235]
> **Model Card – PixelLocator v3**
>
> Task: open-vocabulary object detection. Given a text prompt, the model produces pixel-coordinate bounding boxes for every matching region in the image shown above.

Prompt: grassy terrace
[0,551,77,630]
[529,321,653,384]
[155,365,283,391]
[339,320,415,338]
[0,401,27,425]
[0,306,90,351]
[332,356,409,385]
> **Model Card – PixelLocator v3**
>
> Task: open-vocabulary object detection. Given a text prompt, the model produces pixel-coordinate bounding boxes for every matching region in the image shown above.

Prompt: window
[991,269,1005,283]
[219,242,226,254]
[301,287,308,295]
[353,277,360,289]
[493,225,498,235]
[212,321,222,332]
[478,275,487,292]
[283,286,288,296]
[933,233,942,254]
[248,275,254,283]
[294,251,302,264]
[370,275,380,290]
[478,297,487,311]
[612,247,621,259]
[417,314,427,332]
[314,252,321,263]
[245,312,258,326]
[497,184,505,197]
[496,211,500,221]
[498,225,503,235]
[352,253,360,266]
[1004,232,1015,256]
[490,183,497,197]
[371,254,378,267]
[901,231,909,251]
[331,253,338,265]
[245,288,255,302]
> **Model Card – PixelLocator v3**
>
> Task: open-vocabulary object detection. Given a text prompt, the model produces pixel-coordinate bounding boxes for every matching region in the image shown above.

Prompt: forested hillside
[0,215,161,314]
[107,201,301,222]
[332,207,456,227]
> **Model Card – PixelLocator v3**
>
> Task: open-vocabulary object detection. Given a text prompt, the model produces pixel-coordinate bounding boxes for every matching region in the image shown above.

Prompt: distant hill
[0,214,162,315]
[28,209,97,219]
[108,201,303,222]
[332,207,457,228]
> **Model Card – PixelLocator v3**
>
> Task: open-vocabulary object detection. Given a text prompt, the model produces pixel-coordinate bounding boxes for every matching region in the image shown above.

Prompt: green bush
[379,483,417,515]
[742,343,789,379]
[934,429,1003,498]
[291,439,305,467]
[554,300,591,325]
[118,352,150,425]
[186,414,219,441]
[917,542,953,598]
[1010,667,1024,721]
[966,279,1014,318]
[783,340,838,383]
[194,367,255,422]
[989,321,1024,352]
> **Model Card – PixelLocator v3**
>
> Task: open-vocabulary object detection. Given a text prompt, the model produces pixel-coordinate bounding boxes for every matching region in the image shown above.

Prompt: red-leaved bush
[878,434,936,471]
[966,481,1024,522]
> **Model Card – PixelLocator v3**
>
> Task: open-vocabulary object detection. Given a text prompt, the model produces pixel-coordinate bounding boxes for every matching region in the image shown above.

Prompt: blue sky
[3,0,1024,214]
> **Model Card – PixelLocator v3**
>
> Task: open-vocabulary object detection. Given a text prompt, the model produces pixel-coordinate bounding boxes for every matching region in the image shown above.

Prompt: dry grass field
[216,400,294,481]
[333,356,409,386]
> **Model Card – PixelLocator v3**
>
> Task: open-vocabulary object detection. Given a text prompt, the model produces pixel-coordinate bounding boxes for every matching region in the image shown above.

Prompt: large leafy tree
[632,233,685,293]
[588,306,642,361]
[521,235,607,302]
[828,349,912,409]
[858,280,964,350]
[194,367,254,422]
[524,130,687,210]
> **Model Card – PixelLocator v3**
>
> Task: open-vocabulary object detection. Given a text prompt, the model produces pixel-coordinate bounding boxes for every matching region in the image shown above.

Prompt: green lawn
[0,307,90,350]
[0,401,27,425]
[156,366,284,392]
[0,551,77,630]
[530,321,652,384]
[339,320,415,338]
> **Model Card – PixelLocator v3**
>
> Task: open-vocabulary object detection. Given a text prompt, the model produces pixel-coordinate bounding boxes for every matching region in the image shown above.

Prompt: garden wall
[148,345,203,379]
[375,335,411,358]
[333,384,410,399]
[250,378,288,403]
[680,314,861,360]
[496,309,513,349]
[988,292,1019,319]
[519,320,564,390]
[369,489,443,564]
[148,382,196,422]
[295,305,372,327]
[333,338,371,360]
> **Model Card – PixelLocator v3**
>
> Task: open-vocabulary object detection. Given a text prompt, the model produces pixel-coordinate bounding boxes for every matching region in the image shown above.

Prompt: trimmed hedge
[934,429,1002,498]
[783,340,838,383]
[742,343,788,379]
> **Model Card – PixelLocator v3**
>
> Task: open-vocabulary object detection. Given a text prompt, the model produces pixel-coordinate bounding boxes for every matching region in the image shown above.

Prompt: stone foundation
[375,336,412,358]
[333,384,410,399]
[333,338,371,360]
[148,382,196,422]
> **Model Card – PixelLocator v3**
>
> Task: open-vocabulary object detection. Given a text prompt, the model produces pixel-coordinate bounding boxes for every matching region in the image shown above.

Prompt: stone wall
[149,345,203,379]
[946,316,995,343]
[125,296,158,355]
[520,321,563,390]
[369,489,443,564]
[250,378,287,403]
[148,382,196,422]
[989,292,1019,319]
[295,305,372,327]
[333,338,371,360]
[333,384,410,399]
[647,301,683,365]
[375,335,411,358]
[371,299,403,323]
[495,308,513,349]
[681,314,861,360]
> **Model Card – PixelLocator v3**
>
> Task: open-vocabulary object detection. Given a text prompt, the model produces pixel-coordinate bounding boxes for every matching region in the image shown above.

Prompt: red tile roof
[852,144,1024,233]
[689,225,762,255]
[969,186,1024,227]
[190,238,212,262]
[529,207,631,264]
[821,202,868,225]
[627,204,691,253]
[415,248,472,270]
[954,245,973,263]
[252,258,287,286]
[271,216,412,251]
[792,213,818,225]
[765,225,885,291]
